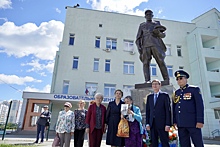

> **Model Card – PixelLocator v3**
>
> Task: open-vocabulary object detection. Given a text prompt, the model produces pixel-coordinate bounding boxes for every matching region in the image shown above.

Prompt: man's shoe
[39,141,43,144]
[33,141,38,144]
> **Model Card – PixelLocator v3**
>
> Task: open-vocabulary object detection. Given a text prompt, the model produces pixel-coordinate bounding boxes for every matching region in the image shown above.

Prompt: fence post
[2,101,12,140]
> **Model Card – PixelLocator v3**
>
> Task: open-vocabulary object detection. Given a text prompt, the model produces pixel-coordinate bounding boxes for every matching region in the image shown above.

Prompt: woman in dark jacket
[106,89,125,147]
[85,93,107,147]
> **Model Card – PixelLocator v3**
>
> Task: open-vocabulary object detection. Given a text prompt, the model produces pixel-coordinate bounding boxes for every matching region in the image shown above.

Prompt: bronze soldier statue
[136,10,169,83]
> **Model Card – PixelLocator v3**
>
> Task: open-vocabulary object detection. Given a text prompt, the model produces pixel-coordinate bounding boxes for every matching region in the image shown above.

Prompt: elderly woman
[74,100,87,147]
[123,96,143,147]
[85,93,107,147]
[106,89,125,147]
[55,102,75,147]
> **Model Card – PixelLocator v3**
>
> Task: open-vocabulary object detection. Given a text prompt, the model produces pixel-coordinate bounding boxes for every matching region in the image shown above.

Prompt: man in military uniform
[135,10,169,83]
[173,70,204,147]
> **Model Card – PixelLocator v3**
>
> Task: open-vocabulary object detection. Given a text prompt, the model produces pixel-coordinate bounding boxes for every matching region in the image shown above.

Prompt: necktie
[154,93,157,105]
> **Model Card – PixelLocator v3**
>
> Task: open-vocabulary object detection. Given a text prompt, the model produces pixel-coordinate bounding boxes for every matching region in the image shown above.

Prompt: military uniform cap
[174,70,189,79]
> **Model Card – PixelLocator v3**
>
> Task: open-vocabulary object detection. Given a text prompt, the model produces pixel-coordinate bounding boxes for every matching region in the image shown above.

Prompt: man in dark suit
[34,105,51,144]
[146,79,171,147]
[136,10,169,83]
[173,70,204,147]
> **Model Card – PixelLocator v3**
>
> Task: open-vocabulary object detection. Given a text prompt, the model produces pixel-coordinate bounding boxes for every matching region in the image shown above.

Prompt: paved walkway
[0,138,220,147]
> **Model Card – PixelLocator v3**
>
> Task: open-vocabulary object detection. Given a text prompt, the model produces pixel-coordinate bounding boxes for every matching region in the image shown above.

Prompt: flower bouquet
[169,126,178,147]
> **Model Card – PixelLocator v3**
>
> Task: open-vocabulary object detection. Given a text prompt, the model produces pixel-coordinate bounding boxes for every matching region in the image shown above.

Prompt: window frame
[95,36,101,48]
[69,33,75,45]
[123,40,134,52]
[177,45,182,57]
[167,65,173,77]
[106,38,117,50]
[123,61,134,74]
[62,80,70,94]
[72,56,79,69]
[85,82,98,96]
[165,44,171,56]
[93,58,99,71]
[150,64,157,76]
[104,84,116,98]
[105,59,111,72]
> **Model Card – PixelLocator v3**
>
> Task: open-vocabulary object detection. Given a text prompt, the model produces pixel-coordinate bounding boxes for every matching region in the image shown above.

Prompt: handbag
[52,134,60,147]
[116,118,129,138]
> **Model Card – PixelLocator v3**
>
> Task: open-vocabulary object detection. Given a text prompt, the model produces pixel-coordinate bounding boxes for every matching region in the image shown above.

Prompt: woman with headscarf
[123,96,143,147]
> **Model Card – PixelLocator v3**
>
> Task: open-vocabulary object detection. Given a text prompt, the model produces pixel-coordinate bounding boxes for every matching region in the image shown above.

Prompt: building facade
[8,100,22,124]
[0,102,9,124]
[20,7,220,138]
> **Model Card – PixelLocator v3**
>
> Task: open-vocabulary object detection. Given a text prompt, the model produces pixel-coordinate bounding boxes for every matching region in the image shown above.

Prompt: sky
[0,0,220,101]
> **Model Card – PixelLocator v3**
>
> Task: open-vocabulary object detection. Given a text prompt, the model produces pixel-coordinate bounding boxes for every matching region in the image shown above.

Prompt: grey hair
[95,93,104,100]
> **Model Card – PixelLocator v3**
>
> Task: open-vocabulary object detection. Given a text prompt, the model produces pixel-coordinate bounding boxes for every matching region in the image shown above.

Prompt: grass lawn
[0,144,36,147]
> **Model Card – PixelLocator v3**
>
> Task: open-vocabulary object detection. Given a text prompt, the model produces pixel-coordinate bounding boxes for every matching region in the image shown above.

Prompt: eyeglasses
[176,77,183,81]
[64,105,69,108]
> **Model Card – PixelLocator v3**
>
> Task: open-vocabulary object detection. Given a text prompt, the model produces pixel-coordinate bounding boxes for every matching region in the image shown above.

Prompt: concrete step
[214,136,220,141]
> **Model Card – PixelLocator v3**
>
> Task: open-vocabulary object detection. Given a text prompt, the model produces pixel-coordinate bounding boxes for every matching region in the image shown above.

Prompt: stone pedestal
[131,84,174,124]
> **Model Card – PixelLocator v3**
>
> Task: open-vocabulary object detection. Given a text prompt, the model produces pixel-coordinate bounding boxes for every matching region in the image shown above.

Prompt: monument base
[131,84,174,124]
[135,80,170,89]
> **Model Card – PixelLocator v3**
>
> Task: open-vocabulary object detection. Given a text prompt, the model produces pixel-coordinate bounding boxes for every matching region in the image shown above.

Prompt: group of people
[34,69,204,147]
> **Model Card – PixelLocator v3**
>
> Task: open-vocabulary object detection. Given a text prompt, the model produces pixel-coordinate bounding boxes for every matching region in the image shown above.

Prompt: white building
[20,7,220,138]
[8,100,22,124]
[0,102,9,124]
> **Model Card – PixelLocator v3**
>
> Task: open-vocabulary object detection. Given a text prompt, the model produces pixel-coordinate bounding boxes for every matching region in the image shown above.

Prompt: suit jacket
[85,103,106,133]
[173,84,204,127]
[146,91,171,129]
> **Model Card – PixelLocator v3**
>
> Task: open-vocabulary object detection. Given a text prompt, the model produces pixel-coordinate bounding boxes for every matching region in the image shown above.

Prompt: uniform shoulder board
[172,91,175,100]
[140,22,146,26]
[188,85,198,88]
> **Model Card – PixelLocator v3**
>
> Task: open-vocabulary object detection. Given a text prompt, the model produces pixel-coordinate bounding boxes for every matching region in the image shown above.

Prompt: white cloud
[21,59,54,73]
[86,0,149,16]
[0,20,64,60]
[0,74,41,85]
[55,8,61,13]
[0,17,8,22]
[23,84,51,93]
[0,0,12,9]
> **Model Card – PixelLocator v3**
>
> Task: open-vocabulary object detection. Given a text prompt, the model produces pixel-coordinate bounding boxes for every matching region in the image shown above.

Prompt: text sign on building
[54,94,114,103]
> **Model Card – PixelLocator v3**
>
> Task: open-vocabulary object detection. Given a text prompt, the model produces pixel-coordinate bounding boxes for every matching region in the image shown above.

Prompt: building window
[95,37,100,48]
[73,57,79,69]
[123,61,134,74]
[104,84,116,97]
[69,33,75,45]
[123,40,134,52]
[179,66,184,69]
[123,85,134,98]
[214,109,220,119]
[150,64,157,76]
[85,83,98,96]
[62,80,69,94]
[167,65,173,77]
[105,59,111,72]
[93,58,99,71]
[106,38,117,50]
[165,44,171,56]
[177,45,182,56]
